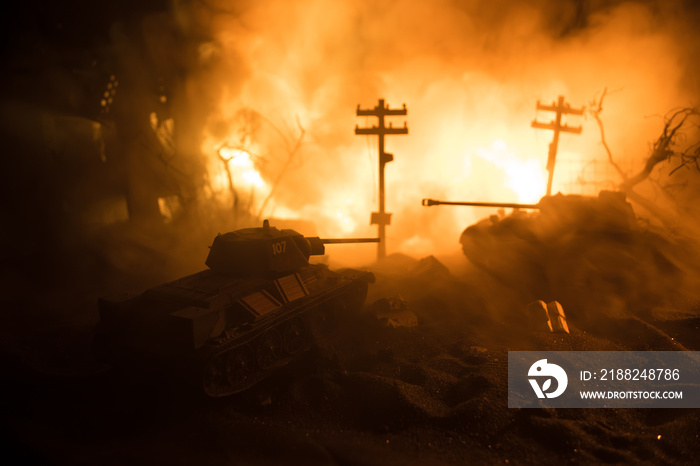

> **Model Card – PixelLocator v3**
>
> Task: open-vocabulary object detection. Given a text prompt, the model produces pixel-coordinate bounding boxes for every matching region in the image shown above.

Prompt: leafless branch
[621,108,698,191]
[588,87,627,181]
[258,116,305,218]
[216,142,239,210]
[588,90,700,228]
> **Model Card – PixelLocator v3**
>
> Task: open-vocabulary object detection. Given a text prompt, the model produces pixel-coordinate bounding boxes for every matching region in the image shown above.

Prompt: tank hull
[458,191,680,321]
[95,263,374,397]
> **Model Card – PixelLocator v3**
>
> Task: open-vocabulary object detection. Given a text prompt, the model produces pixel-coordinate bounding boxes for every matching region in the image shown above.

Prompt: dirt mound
[2,240,699,464]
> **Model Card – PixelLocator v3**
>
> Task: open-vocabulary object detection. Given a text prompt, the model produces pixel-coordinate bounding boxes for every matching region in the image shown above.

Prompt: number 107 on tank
[271,240,286,255]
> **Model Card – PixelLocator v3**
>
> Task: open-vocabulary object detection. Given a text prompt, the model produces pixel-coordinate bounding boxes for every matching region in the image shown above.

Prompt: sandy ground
[1,249,699,465]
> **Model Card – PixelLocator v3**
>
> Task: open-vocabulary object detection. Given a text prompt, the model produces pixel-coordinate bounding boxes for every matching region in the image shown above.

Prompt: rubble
[368,295,417,328]
[408,256,452,281]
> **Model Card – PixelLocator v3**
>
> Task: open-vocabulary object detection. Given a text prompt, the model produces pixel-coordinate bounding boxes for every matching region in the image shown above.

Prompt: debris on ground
[368,295,417,328]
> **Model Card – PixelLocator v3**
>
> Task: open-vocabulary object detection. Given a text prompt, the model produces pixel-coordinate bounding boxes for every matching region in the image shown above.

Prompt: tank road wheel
[347,282,369,310]
[256,330,282,369]
[282,318,310,355]
[225,345,255,390]
[203,354,230,397]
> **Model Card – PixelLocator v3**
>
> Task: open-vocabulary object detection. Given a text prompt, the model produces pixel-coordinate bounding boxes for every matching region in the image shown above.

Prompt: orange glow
[219,147,253,168]
[202,140,271,213]
[181,0,696,263]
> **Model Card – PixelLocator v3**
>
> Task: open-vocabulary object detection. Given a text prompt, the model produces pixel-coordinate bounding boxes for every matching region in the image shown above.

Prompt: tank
[94,220,377,397]
[455,191,635,270]
[424,191,679,319]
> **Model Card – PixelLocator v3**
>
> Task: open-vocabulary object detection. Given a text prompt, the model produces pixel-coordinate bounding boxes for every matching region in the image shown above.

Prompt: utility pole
[355,99,408,259]
[531,95,584,196]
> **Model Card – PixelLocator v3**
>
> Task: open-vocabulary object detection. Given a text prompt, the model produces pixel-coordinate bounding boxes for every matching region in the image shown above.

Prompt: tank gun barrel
[319,238,381,244]
[421,198,540,209]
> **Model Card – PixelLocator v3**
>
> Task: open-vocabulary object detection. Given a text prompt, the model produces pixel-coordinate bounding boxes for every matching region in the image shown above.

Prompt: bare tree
[213,109,306,220]
[257,116,305,218]
[588,88,627,181]
[216,143,240,210]
[621,107,699,192]
[589,88,700,226]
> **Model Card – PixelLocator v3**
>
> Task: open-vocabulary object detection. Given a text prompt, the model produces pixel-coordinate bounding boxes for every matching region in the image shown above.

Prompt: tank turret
[94,221,378,397]
[205,219,378,277]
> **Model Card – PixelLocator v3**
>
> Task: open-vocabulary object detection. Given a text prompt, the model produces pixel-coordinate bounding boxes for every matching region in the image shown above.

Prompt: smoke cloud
[3,0,699,288]
[168,0,700,265]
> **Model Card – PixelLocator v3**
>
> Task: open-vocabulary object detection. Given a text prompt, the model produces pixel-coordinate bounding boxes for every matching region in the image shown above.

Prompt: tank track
[202,278,369,397]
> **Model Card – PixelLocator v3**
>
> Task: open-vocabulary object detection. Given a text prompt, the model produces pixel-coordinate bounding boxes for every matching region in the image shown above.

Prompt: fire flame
[218,147,266,189]
[205,144,267,201]
[178,0,697,264]
[476,139,547,204]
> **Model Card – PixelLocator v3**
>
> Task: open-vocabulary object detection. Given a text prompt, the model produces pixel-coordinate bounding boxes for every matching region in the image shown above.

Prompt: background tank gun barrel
[320,238,380,244]
[421,198,541,209]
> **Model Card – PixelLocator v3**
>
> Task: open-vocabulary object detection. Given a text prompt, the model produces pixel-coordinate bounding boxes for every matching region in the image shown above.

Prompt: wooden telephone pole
[355,99,408,259]
[531,95,584,196]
